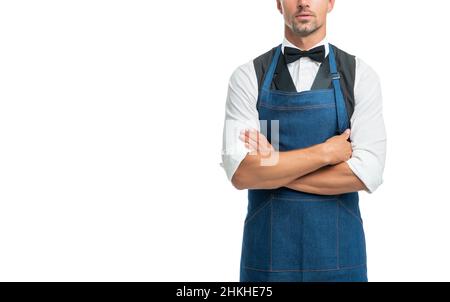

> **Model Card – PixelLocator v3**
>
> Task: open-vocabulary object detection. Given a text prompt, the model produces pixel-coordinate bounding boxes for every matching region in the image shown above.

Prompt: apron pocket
[241,199,272,271]
[271,197,339,271]
[337,200,367,268]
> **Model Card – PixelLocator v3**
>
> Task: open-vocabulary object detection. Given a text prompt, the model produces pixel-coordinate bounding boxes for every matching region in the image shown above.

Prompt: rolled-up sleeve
[221,62,260,182]
[346,58,387,194]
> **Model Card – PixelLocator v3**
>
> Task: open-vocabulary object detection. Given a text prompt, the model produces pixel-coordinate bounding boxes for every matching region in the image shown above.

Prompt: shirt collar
[281,36,329,58]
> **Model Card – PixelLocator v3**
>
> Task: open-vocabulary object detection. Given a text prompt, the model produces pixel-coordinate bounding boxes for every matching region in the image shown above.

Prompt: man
[221,0,386,282]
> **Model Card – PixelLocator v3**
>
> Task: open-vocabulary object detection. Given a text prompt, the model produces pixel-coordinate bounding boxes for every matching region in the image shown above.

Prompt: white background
[0,0,449,281]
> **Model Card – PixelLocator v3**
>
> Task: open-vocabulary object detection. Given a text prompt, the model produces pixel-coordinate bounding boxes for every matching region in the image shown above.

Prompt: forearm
[285,162,367,195]
[232,144,329,190]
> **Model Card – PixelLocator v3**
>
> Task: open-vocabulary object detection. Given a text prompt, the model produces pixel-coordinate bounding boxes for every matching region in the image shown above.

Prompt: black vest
[253,44,356,120]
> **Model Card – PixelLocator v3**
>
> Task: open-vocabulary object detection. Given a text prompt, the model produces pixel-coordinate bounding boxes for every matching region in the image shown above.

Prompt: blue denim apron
[239,44,367,282]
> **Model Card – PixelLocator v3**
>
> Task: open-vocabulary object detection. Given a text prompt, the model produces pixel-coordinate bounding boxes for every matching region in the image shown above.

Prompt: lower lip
[296,15,313,20]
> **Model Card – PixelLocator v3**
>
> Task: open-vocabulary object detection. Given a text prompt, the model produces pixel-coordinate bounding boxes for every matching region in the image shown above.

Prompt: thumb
[342,129,351,138]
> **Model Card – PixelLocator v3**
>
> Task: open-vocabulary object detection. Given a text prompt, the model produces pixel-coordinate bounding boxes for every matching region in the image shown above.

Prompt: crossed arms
[231,128,367,195]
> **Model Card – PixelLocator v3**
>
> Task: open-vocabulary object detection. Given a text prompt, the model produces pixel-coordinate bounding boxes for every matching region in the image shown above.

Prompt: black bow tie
[283,45,326,64]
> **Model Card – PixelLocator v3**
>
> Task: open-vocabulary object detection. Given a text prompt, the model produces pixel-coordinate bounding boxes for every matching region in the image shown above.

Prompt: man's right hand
[322,129,353,165]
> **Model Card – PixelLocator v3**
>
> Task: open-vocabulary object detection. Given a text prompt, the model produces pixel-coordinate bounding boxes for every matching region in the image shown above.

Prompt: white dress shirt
[221,37,387,193]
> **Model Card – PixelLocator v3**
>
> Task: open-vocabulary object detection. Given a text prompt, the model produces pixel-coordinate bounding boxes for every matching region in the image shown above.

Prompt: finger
[242,131,259,149]
[239,133,248,144]
[245,129,260,144]
[249,130,271,151]
[241,130,261,154]
[243,130,261,152]
[342,129,351,138]
[240,129,256,144]
[247,130,273,153]
[240,129,255,143]
[247,138,259,151]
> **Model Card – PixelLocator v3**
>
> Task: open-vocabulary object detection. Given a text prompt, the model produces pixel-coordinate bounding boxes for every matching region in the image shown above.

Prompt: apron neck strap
[261,44,282,91]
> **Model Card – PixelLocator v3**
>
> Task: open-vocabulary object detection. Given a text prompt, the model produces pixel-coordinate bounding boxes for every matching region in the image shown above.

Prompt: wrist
[316,143,331,166]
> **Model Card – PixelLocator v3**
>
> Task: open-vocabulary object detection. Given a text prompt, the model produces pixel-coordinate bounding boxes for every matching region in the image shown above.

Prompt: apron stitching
[337,202,340,270]
[260,88,332,96]
[243,195,274,226]
[271,196,338,202]
[243,263,366,273]
[259,102,336,111]
[270,199,273,271]
[337,200,364,226]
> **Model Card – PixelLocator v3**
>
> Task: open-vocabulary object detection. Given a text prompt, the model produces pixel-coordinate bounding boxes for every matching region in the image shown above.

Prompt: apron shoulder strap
[311,44,356,123]
[253,46,279,93]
